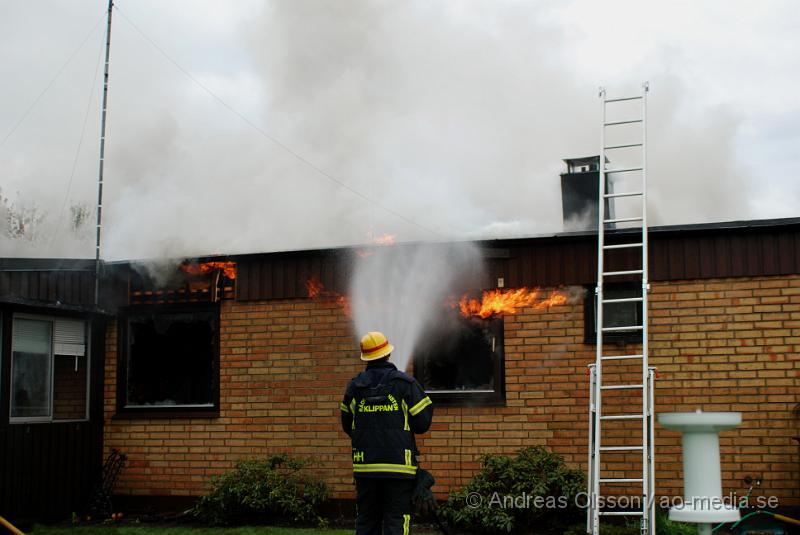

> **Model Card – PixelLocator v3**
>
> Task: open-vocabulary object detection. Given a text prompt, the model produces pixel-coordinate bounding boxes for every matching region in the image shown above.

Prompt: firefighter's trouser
[355,477,414,535]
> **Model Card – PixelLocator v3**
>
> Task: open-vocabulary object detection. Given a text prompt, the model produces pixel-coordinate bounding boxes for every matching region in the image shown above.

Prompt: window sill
[9,419,91,425]
[427,391,505,408]
[583,335,643,345]
[113,409,219,420]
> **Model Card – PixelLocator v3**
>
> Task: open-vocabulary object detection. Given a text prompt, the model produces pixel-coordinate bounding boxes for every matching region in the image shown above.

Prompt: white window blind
[54,319,86,356]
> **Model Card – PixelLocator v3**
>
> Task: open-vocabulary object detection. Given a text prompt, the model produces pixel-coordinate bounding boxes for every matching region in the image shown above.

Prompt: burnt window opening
[119,307,219,415]
[123,260,236,306]
[413,311,504,406]
[584,282,643,344]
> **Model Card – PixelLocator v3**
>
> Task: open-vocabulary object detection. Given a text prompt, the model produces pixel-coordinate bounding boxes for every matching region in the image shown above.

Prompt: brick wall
[53,354,87,420]
[104,275,800,505]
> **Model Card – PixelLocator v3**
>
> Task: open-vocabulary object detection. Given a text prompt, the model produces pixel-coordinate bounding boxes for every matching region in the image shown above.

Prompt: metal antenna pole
[94,0,114,306]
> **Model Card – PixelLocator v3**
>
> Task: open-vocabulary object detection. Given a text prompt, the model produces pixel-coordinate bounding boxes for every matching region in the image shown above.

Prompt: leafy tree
[0,188,44,241]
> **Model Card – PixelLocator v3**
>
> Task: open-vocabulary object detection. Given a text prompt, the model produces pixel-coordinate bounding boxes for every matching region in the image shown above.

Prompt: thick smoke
[1,1,792,260]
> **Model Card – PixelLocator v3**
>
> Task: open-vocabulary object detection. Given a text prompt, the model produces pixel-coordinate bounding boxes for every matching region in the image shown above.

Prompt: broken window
[121,308,218,412]
[413,311,504,406]
[10,315,90,422]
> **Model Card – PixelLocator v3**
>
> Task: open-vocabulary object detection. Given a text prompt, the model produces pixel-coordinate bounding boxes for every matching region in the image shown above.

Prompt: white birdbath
[658,411,742,535]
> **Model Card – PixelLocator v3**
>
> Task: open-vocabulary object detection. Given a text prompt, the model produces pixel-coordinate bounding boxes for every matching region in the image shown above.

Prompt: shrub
[192,454,328,526]
[655,509,697,535]
[438,446,585,533]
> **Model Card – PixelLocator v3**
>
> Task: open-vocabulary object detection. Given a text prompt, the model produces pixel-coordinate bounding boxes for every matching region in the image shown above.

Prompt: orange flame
[305,278,323,298]
[181,261,237,280]
[306,278,351,316]
[373,233,395,246]
[356,233,397,258]
[458,287,567,319]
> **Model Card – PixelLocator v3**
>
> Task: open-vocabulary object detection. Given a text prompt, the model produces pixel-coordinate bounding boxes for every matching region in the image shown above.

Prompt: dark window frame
[412,315,505,407]
[115,304,220,419]
[584,282,643,345]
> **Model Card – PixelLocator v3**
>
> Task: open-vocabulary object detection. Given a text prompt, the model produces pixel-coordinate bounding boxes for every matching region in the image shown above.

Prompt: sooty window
[118,307,219,416]
[413,310,504,406]
[584,282,643,344]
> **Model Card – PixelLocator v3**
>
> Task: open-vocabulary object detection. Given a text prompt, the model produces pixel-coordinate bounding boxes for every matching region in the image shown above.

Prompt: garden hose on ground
[0,515,25,535]
[711,510,800,532]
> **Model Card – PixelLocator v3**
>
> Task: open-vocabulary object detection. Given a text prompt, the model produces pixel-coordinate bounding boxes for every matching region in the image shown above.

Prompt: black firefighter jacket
[340,361,433,479]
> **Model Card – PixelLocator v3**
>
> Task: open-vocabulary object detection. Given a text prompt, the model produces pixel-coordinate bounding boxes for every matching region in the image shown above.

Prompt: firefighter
[340,331,433,535]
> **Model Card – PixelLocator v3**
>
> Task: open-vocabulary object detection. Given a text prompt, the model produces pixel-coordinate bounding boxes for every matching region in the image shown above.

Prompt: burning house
[1,217,799,518]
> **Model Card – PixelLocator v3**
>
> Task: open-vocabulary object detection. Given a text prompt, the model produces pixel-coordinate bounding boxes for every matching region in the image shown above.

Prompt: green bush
[563,522,637,535]
[192,454,328,526]
[655,509,697,535]
[438,446,585,533]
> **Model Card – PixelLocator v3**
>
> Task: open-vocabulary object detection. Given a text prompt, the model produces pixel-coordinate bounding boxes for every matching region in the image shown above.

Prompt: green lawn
[29,527,353,535]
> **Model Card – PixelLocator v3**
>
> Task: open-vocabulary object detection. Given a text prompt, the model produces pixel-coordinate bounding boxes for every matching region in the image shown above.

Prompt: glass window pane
[11,318,53,419]
[603,286,639,328]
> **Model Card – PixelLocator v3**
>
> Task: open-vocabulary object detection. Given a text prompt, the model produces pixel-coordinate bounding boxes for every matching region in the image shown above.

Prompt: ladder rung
[600,446,644,451]
[604,143,643,150]
[604,191,642,199]
[599,511,645,516]
[601,354,643,361]
[602,297,643,303]
[605,167,643,174]
[601,384,644,390]
[604,96,643,103]
[604,216,643,224]
[603,242,643,250]
[604,119,642,126]
[602,325,643,332]
[603,269,643,277]
[600,414,644,421]
[599,478,644,483]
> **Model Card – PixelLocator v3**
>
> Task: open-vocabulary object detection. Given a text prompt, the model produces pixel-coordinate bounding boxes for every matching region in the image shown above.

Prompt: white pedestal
[658,411,742,533]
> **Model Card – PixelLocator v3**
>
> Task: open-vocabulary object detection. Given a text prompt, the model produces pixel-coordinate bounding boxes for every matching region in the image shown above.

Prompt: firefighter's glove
[412,468,436,515]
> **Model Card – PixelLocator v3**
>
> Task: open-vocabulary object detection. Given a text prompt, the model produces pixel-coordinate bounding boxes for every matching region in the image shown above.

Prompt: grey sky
[1,0,798,260]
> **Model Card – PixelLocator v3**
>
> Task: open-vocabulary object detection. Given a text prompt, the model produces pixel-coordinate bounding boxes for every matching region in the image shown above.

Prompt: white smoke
[349,242,483,371]
[0,1,797,260]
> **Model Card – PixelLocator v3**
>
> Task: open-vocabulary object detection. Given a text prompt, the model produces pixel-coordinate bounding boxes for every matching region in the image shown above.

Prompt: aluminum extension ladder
[587,82,656,535]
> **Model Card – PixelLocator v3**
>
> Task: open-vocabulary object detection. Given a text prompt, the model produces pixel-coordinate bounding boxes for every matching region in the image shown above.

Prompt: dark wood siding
[234,220,800,300]
[0,259,96,308]
[236,250,354,301]
[0,421,103,519]
[0,313,105,520]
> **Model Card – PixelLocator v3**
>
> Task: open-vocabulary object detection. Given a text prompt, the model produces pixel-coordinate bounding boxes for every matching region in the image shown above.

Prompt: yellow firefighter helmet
[360,331,394,361]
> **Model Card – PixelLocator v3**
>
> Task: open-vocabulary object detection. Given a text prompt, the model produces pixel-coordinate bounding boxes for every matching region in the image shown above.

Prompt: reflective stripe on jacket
[340,361,433,479]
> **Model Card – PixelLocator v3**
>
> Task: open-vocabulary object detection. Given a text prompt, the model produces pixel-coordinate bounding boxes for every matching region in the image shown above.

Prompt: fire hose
[413,468,451,535]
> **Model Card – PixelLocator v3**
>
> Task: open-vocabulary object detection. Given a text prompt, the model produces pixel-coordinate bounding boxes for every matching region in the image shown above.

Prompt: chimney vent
[560,156,615,231]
